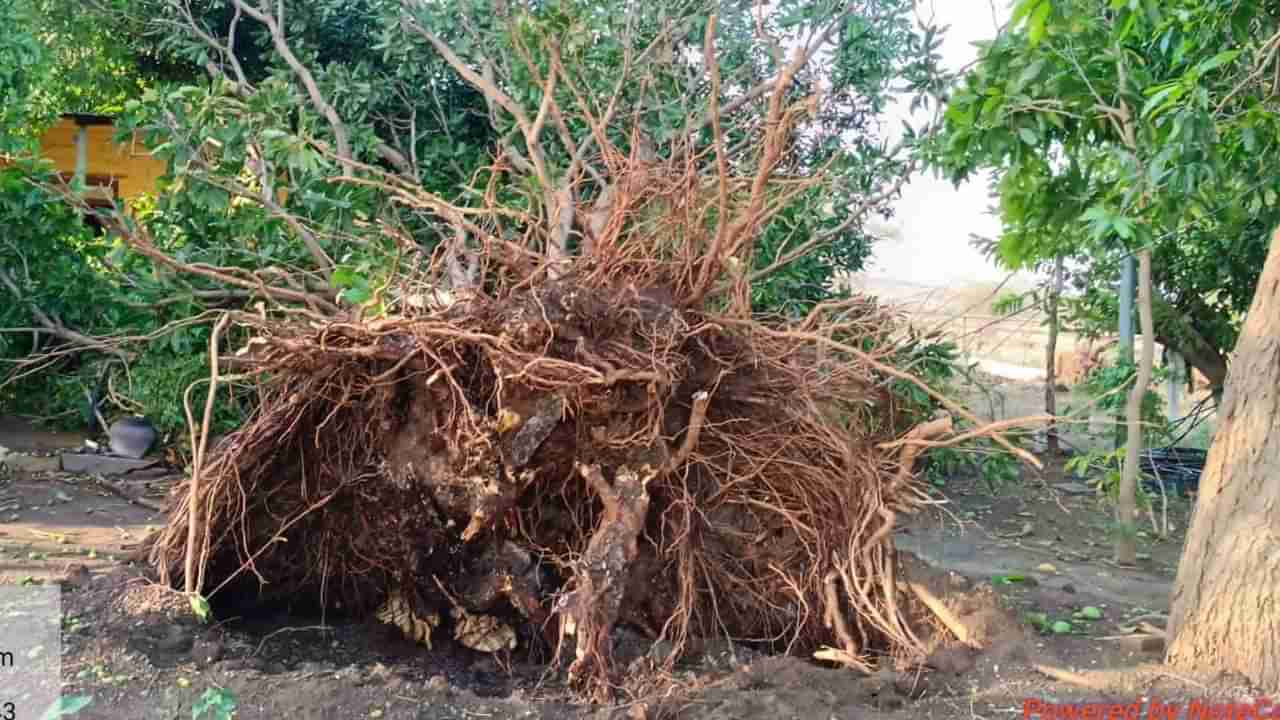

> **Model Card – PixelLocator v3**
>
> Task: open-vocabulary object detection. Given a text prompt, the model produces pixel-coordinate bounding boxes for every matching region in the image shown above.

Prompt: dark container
[109,416,156,459]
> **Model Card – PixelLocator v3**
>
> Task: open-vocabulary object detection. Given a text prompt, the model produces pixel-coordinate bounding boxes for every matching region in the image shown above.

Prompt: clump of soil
[55,542,1262,720]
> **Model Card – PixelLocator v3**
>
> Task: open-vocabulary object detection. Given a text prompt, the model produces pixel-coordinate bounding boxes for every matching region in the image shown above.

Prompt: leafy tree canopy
[932,0,1280,391]
[1,0,949,428]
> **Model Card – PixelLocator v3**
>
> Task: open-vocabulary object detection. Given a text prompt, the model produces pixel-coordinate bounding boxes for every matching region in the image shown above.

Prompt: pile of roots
[146,270,981,692]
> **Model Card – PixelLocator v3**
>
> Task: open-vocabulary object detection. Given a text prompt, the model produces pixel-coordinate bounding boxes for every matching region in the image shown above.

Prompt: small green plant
[924,447,969,487]
[189,593,211,623]
[891,332,962,425]
[1064,446,1163,514]
[39,696,93,720]
[924,443,1021,492]
[1065,447,1124,498]
[1076,358,1171,445]
[192,687,237,720]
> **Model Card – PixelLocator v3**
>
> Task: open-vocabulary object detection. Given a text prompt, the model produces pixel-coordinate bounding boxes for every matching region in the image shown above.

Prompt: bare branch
[166,0,252,93]
[400,6,550,188]
[232,0,354,165]
[704,14,732,280]
[688,1,863,136]
[748,162,915,283]
[0,266,127,357]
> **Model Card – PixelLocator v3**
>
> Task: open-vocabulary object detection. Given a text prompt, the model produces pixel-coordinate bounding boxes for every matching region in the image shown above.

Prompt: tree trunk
[1161,334,1227,403]
[1115,249,1154,565]
[1045,256,1065,455]
[1150,293,1229,400]
[1166,229,1280,690]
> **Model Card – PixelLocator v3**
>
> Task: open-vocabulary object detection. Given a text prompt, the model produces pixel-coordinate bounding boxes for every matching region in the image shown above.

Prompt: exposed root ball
[148,280,946,690]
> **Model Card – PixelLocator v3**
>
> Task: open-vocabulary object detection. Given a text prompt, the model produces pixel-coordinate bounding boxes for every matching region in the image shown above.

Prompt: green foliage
[0,163,247,436]
[3,0,954,430]
[923,445,1021,492]
[1076,358,1169,444]
[892,331,963,423]
[189,593,211,623]
[933,0,1280,389]
[0,162,115,418]
[0,1,48,153]
[1064,446,1127,501]
[0,163,102,342]
[0,0,173,150]
[111,0,949,317]
[192,688,237,720]
[892,331,1023,491]
[992,291,1028,316]
[1063,443,1166,518]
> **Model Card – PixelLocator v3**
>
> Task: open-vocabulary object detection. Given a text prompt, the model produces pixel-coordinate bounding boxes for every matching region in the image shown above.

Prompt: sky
[859,0,1026,291]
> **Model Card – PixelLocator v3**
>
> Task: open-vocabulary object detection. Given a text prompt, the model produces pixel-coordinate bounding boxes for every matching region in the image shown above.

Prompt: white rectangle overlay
[0,585,63,719]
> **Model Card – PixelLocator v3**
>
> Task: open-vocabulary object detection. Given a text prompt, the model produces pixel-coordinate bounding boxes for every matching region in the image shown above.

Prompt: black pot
[109,416,156,459]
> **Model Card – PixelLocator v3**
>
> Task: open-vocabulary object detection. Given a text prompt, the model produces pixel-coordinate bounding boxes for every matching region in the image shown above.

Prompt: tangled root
[149,276,974,696]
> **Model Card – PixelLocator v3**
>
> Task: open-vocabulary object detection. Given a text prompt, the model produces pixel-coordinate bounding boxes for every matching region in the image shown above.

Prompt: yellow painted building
[35,113,166,204]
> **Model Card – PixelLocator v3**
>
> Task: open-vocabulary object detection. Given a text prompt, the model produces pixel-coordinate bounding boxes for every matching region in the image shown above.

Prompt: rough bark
[1167,228,1280,690]
[1115,249,1153,565]
[1151,293,1229,399]
[558,463,655,695]
[1045,256,1065,455]
[1165,335,1227,399]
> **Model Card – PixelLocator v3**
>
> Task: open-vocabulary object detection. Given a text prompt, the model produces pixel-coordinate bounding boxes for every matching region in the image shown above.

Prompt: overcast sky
[861,0,1022,290]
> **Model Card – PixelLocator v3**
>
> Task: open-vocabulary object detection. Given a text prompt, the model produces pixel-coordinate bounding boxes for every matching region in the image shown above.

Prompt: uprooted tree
[12,0,1054,697]
[2,0,945,424]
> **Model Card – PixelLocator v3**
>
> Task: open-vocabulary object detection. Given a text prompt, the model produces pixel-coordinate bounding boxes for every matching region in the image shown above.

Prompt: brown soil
[1,417,1265,719]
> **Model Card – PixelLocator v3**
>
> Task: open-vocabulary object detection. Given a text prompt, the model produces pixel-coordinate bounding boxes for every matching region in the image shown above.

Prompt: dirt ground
[0,415,1264,720]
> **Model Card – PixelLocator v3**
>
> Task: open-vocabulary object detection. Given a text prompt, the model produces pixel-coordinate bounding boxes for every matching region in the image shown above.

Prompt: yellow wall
[36,117,166,200]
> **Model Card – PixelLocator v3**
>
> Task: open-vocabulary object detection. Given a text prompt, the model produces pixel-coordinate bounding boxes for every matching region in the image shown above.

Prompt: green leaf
[189,593,211,623]
[1010,0,1041,26]
[341,286,372,305]
[192,688,238,720]
[1196,50,1241,75]
[1051,620,1073,634]
[330,268,357,288]
[1027,0,1052,47]
[1140,85,1178,119]
[39,696,93,720]
[1015,59,1046,91]
[1079,606,1103,620]
[1018,127,1039,146]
